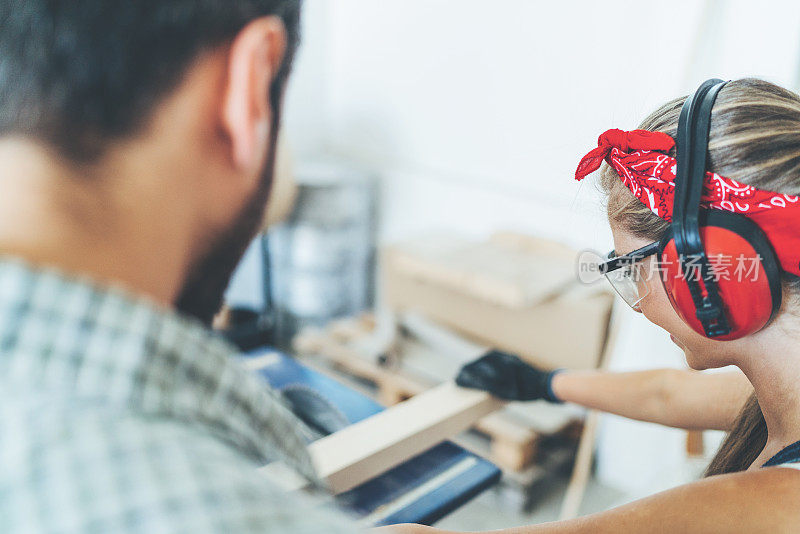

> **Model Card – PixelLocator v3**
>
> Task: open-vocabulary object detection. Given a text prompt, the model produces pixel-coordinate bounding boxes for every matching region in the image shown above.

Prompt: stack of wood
[382,232,614,371]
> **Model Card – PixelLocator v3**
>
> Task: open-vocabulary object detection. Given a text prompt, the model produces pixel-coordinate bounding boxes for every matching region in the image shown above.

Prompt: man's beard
[174,129,279,326]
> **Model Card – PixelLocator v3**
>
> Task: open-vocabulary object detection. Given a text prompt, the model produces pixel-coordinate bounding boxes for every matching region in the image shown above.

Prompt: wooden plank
[686,430,705,457]
[388,234,577,309]
[294,328,557,471]
[260,382,504,494]
[559,411,599,519]
[310,382,503,494]
[383,249,613,371]
[559,303,620,520]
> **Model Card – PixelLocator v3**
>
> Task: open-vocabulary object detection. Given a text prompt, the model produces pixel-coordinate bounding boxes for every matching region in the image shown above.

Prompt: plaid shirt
[0,258,358,533]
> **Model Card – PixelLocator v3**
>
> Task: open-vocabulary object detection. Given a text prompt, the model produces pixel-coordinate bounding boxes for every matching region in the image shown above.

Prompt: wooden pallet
[294,325,545,472]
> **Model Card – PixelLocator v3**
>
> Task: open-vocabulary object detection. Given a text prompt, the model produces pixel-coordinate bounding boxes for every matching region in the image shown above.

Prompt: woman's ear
[220,16,287,174]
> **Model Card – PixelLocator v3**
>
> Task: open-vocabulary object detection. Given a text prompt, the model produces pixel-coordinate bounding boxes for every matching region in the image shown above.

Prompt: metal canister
[269,162,376,345]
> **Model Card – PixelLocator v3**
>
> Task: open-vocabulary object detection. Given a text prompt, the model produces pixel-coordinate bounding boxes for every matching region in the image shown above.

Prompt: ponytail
[705,394,766,476]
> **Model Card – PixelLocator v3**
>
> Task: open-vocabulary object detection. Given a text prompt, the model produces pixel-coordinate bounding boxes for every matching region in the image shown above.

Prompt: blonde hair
[601,78,800,292]
[600,78,800,477]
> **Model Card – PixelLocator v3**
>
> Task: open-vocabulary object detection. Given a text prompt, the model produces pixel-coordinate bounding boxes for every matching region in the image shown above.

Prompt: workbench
[246,348,501,526]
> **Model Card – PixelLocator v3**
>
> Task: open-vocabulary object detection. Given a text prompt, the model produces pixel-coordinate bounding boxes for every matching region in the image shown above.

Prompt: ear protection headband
[658,79,782,339]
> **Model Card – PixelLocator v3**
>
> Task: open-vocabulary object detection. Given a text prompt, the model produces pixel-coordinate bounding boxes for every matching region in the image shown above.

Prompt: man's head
[0,1,301,323]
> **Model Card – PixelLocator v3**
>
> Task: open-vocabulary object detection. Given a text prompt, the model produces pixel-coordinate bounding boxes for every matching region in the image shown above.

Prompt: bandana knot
[574,128,675,181]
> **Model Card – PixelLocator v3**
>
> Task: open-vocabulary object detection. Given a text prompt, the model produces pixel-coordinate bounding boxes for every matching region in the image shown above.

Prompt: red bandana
[575,128,800,276]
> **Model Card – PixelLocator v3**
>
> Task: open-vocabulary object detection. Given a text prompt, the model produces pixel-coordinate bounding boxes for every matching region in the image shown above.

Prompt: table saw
[245,347,501,526]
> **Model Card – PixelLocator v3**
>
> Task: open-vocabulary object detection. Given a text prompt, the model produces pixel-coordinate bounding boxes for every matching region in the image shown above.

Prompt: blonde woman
[384,78,800,532]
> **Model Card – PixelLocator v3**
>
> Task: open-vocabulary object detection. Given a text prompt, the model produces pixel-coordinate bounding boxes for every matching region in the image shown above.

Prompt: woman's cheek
[638,284,727,369]
[639,280,680,332]
[640,281,698,342]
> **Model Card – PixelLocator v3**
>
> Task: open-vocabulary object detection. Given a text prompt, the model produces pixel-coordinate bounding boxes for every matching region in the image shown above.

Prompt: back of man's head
[0,0,301,161]
[0,0,302,323]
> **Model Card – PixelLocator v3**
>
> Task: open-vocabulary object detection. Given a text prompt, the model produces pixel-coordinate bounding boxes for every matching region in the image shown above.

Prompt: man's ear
[221,16,287,173]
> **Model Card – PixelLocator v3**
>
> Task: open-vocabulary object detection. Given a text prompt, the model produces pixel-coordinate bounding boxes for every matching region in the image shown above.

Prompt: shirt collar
[0,256,317,480]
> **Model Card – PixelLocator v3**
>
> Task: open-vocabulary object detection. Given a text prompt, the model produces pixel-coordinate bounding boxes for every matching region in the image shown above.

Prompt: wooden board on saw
[259,381,502,495]
[295,328,545,471]
[305,312,585,433]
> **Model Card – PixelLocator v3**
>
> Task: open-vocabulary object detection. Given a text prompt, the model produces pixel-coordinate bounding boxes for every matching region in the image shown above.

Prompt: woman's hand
[456,350,562,402]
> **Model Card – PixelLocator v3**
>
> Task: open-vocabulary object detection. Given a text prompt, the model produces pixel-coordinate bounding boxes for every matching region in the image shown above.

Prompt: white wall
[273,0,800,494]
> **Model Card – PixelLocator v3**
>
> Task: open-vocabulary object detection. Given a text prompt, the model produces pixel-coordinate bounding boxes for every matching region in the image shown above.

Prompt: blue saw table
[245,348,501,526]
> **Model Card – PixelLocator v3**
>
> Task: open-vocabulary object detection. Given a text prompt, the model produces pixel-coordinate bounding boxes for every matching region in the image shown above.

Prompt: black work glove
[455,350,564,402]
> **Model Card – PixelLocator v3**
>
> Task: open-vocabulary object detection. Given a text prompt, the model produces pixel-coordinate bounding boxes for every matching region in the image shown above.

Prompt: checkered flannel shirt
[0,258,359,533]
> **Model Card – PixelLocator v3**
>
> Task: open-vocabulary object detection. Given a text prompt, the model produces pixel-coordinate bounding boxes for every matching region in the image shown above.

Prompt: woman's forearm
[550,368,752,431]
[381,468,800,534]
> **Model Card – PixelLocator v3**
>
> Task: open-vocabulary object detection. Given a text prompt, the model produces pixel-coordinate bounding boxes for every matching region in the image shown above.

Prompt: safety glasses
[598,241,660,310]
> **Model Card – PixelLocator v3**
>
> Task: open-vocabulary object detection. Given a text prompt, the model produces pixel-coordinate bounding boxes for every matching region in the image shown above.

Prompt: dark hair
[705,393,766,476]
[0,0,301,160]
[600,78,800,475]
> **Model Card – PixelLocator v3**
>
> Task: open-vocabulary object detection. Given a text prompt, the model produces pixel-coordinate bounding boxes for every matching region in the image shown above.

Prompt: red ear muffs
[659,210,782,340]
